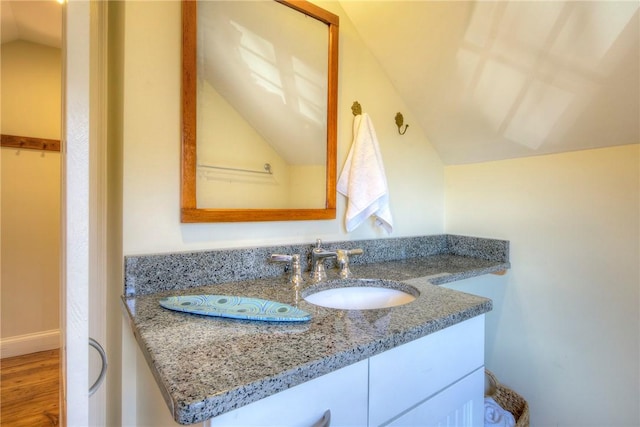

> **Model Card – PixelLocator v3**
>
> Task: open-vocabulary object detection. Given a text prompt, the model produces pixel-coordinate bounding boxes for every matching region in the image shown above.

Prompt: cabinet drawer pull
[311,409,331,427]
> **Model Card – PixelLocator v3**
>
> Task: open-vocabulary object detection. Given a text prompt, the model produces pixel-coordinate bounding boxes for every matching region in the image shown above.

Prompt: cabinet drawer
[207,359,368,427]
[369,315,484,427]
[386,368,484,427]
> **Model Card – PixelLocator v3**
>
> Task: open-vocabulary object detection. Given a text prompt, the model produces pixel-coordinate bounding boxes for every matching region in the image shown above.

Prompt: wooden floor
[0,349,60,427]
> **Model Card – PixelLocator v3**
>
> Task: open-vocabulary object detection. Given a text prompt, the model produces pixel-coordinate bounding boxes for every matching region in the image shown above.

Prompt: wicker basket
[485,370,530,427]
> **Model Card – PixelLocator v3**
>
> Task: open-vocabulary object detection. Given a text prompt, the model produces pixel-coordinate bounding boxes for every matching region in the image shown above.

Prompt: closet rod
[197,163,272,175]
[1,134,60,152]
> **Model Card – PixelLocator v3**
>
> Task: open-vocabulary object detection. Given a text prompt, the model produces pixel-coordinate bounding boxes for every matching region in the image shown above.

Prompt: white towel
[485,397,516,427]
[337,113,393,233]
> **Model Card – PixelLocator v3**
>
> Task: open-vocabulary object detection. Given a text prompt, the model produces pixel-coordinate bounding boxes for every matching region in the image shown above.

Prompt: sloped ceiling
[340,1,640,164]
[2,1,638,165]
[1,1,61,49]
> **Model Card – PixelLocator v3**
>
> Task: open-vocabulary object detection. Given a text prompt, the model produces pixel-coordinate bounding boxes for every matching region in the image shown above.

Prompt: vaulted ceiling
[341,1,639,164]
[2,0,638,164]
[1,0,61,48]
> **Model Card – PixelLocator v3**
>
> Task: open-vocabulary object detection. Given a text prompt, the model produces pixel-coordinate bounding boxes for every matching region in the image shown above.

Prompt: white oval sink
[303,279,418,310]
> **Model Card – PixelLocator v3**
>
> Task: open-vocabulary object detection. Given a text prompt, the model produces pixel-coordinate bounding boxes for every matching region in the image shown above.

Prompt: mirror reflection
[181,0,339,222]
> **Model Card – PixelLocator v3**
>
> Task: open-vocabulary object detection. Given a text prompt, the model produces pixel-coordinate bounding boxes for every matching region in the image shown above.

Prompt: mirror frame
[181,0,339,223]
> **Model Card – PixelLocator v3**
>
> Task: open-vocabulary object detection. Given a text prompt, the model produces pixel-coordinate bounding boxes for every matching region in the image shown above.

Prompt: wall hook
[395,112,409,135]
[351,101,362,116]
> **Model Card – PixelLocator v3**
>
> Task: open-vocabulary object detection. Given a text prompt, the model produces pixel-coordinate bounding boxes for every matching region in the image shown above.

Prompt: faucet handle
[270,254,304,290]
[344,248,364,257]
[270,253,295,263]
[336,248,363,279]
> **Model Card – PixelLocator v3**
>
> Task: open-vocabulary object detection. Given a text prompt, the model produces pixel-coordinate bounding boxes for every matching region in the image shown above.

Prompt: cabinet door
[206,359,368,427]
[369,315,484,426]
[386,368,484,427]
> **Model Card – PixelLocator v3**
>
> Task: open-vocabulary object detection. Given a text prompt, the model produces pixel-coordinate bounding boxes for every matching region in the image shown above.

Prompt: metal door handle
[89,338,107,396]
[310,410,331,427]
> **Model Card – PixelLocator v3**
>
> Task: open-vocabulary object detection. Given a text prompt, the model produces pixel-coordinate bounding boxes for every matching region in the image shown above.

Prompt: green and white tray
[159,294,311,322]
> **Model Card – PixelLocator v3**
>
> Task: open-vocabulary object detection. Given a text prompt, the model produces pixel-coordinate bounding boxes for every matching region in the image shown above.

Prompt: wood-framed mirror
[181,0,339,223]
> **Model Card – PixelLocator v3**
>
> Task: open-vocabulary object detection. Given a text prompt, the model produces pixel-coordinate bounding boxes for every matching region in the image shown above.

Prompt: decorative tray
[159,294,311,322]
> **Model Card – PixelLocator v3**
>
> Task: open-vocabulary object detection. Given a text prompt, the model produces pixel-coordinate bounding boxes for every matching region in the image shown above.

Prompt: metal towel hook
[89,338,108,396]
[395,112,409,135]
[351,101,362,116]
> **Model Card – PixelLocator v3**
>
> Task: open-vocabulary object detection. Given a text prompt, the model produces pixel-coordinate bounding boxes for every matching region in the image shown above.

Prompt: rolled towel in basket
[485,396,516,427]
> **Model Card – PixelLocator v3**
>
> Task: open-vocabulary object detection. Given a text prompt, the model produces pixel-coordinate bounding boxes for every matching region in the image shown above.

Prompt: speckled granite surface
[125,234,509,296]
[122,235,509,425]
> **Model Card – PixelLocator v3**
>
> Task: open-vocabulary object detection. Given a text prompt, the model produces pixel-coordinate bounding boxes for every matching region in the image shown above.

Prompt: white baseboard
[1,329,61,358]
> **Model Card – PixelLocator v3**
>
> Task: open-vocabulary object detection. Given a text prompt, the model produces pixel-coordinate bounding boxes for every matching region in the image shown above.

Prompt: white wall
[444,145,640,426]
[121,0,444,256]
[1,41,61,356]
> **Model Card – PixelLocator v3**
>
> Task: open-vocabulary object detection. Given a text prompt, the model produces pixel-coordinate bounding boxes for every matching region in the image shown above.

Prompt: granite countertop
[122,251,507,425]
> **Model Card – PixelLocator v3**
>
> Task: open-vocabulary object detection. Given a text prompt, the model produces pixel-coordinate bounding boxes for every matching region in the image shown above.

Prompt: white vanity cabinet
[205,359,369,427]
[384,368,484,427]
[205,315,485,427]
[369,314,484,427]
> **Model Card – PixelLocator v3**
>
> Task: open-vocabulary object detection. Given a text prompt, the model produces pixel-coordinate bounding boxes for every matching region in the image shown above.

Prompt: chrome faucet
[310,239,337,283]
[336,248,363,279]
[270,253,304,290]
